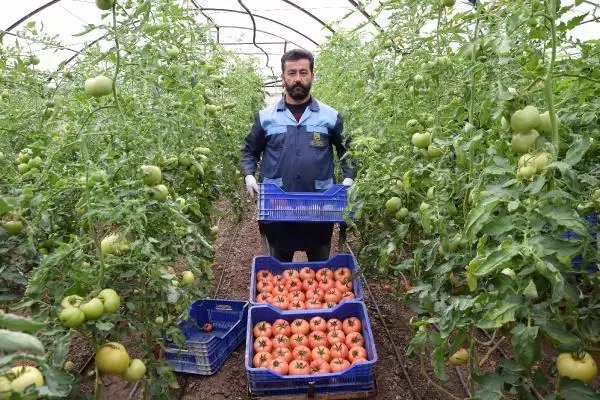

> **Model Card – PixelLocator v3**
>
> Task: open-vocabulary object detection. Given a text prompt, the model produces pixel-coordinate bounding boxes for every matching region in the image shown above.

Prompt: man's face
[282,59,313,101]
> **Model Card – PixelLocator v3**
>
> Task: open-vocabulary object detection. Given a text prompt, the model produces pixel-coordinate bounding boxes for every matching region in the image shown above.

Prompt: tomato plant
[314,0,600,397]
[0,0,264,398]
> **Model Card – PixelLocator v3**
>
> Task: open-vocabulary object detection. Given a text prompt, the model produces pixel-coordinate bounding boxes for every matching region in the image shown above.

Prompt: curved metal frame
[217,26,305,49]
[1,0,63,39]
[280,0,335,33]
[196,8,320,46]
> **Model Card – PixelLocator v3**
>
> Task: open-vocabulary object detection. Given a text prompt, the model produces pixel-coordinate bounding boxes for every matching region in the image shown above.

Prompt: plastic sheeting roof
[2,1,599,100]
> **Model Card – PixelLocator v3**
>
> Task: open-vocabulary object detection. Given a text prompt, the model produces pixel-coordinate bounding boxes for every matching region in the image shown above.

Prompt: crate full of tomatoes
[249,254,363,310]
[245,301,377,397]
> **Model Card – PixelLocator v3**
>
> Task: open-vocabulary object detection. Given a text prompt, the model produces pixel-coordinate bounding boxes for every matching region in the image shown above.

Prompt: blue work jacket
[241,96,354,192]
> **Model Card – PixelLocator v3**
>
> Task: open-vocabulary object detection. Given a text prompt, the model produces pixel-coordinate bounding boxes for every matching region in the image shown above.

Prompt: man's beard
[285,81,311,100]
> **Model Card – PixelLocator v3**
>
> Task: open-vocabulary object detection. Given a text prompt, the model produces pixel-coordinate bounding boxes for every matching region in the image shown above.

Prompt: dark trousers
[269,243,331,262]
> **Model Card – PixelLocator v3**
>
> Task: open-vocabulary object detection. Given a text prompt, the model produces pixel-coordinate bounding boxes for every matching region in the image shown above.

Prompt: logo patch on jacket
[310,132,324,148]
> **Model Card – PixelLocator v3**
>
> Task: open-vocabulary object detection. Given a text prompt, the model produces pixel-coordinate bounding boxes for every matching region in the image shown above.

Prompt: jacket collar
[276,95,320,112]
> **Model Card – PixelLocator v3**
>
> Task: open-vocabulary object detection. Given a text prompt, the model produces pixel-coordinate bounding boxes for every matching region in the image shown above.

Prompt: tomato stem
[543,1,559,153]
[94,366,101,400]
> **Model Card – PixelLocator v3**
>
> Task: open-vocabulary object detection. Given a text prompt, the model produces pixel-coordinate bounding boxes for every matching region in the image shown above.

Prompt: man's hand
[245,175,259,197]
[342,178,354,187]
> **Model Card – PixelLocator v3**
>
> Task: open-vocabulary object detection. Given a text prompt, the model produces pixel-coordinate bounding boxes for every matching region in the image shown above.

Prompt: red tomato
[202,322,213,332]
[301,278,317,292]
[289,359,311,375]
[335,279,352,293]
[299,266,315,281]
[348,346,367,363]
[318,276,334,291]
[305,299,323,309]
[257,279,274,293]
[253,321,272,338]
[289,333,308,349]
[290,319,310,335]
[324,288,342,303]
[345,332,364,349]
[254,337,273,354]
[316,268,334,280]
[286,278,303,292]
[271,284,289,298]
[311,346,331,363]
[272,274,286,286]
[334,267,351,281]
[324,301,337,309]
[309,316,327,332]
[267,359,289,375]
[326,318,342,332]
[288,300,305,310]
[288,290,306,302]
[308,331,328,349]
[272,347,293,364]
[311,359,331,374]
[269,295,289,310]
[272,319,291,337]
[272,334,290,349]
[330,343,349,359]
[330,357,351,372]
[342,317,362,335]
[327,330,345,346]
[283,269,299,281]
[256,270,273,282]
[253,351,272,368]
[256,292,272,304]
[292,345,312,362]
[306,288,324,302]
[340,291,355,302]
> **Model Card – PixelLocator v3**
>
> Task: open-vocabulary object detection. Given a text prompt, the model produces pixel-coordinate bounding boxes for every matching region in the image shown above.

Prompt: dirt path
[171,200,468,400]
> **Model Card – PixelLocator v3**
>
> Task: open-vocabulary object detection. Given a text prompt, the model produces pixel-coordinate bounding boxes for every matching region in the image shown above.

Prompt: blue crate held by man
[245,301,378,397]
[257,183,350,223]
[164,299,249,375]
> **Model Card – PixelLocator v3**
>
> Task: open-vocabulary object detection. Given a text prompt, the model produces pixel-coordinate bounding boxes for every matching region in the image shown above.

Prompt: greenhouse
[2,1,600,399]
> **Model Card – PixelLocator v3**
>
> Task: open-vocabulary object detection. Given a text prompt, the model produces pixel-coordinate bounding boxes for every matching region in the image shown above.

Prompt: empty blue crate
[257,183,350,222]
[561,213,598,272]
[250,254,363,307]
[245,301,378,397]
[164,299,249,375]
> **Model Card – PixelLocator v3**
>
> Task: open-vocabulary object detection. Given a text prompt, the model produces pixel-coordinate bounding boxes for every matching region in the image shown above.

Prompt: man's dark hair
[281,49,314,73]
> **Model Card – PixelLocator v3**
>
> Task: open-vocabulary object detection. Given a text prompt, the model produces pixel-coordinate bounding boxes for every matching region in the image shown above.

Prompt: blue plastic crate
[561,213,598,272]
[250,254,364,308]
[164,299,249,375]
[257,183,350,222]
[245,301,377,397]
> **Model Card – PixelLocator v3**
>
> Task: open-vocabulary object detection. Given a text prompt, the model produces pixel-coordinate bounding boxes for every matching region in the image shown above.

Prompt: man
[241,49,354,262]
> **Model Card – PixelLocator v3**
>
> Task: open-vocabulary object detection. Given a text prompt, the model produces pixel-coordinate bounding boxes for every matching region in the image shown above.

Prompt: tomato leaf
[540,320,581,349]
[510,324,540,368]
[0,329,45,354]
[463,200,500,241]
[481,215,515,236]
[560,378,600,399]
[526,175,546,194]
[476,298,521,329]
[563,137,590,167]
[471,371,504,400]
[528,235,581,258]
[522,280,538,299]
[469,243,520,277]
[0,312,45,333]
[538,205,587,236]
[431,345,448,381]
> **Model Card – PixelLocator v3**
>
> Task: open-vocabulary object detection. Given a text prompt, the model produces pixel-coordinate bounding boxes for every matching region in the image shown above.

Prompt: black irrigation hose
[343,241,421,400]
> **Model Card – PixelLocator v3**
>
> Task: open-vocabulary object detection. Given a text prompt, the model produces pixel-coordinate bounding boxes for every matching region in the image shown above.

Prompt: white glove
[245,175,259,197]
[342,178,354,187]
